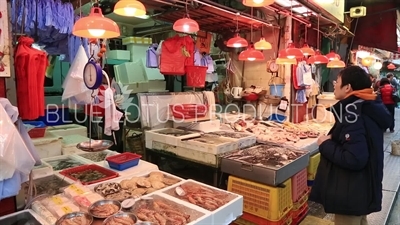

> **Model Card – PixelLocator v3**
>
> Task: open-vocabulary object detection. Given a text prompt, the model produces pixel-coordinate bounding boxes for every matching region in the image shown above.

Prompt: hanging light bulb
[242,0,275,7]
[114,0,146,17]
[301,44,315,56]
[327,57,346,68]
[307,50,329,64]
[285,42,303,59]
[73,6,120,38]
[254,37,272,50]
[276,57,297,65]
[373,62,383,70]
[361,56,374,67]
[227,34,248,48]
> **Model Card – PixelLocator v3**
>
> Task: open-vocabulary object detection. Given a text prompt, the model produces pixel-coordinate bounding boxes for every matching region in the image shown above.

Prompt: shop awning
[350,3,399,53]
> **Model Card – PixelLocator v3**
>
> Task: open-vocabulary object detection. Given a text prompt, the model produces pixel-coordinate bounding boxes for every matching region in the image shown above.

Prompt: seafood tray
[221,143,310,186]
[206,131,256,149]
[97,158,159,177]
[163,179,243,225]
[178,134,239,155]
[130,193,212,225]
[0,210,50,225]
[23,174,73,196]
[87,170,183,201]
[31,161,53,179]
[74,150,119,163]
[59,164,119,185]
[145,128,201,148]
[151,141,222,167]
[42,155,87,171]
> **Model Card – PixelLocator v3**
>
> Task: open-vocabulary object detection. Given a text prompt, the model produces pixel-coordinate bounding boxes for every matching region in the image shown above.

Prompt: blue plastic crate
[267,113,287,123]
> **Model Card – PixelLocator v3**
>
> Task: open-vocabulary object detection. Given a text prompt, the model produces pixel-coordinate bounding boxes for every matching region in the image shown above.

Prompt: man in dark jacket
[309,66,393,225]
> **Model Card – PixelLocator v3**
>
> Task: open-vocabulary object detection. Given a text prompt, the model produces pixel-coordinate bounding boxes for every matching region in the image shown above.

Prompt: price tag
[69,184,85,195]
[61,206,72,214]
[51,196,63,205]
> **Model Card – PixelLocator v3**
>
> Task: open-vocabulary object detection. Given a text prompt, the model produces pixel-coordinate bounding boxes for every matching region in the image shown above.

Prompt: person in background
[378,78,396,132]
[310,66,392,225]
[387,73,398,91]
[370,74,380,92]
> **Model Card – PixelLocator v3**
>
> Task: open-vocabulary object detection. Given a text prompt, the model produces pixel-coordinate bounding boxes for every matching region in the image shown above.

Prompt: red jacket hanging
[160,35,194,75]
[15,37,48,120]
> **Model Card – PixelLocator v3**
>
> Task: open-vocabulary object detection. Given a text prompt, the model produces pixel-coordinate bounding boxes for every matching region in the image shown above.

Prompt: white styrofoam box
[97,159,159,177]
[145,140,153,149]
[161,179,243,225]
[47,124,87,137]
[178,135,239,155]
[107,50,130,61]
[206,131,256,149]
[0,210,50,225]
[127,43,164,81]
[145,128,202,146]
[87,170,180,190]
[148,80,166,92]
[61,134,92,155]
[32,132,62,158]
[114,60,149,93]
[31,161,53,180]
[133,193,213,225]
[41,154,89,172]
[74,150,119,164]
[173,120,221,133]
[317,93,338,107]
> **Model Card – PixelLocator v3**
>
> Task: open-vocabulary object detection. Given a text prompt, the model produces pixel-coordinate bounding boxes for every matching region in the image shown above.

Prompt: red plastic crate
[293,189,309,211]
[106,152,142,170]
[292,202,309,225]
[59,164,119,185]
[291,168,308,203]
[233,211,292,225]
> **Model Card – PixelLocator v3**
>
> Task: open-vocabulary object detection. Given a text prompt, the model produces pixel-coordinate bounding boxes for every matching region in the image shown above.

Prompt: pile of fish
[224,144,306,168]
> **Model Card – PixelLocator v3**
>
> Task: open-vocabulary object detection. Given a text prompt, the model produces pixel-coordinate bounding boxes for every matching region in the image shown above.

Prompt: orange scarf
[345,88,376,101]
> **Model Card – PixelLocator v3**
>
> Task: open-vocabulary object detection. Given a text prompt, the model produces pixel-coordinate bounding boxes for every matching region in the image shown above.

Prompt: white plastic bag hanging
[62,45,91,104]
[0,105,35,181]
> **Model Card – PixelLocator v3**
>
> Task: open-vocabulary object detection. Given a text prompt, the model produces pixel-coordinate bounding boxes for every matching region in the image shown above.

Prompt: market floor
[306,109,400,225]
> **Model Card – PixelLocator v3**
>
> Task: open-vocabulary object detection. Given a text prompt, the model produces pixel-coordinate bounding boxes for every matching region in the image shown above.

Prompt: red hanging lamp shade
[73,7,120,38]
[284,42,303,59]
[173,17,199,33]
[113,0,146,17]
[307,50,329,64]
[301,44,315,56]
[387,63,396,70]
[326,50,339,61]
[227,34,248,48]
[239,44,264,61]
[242,0,275,7]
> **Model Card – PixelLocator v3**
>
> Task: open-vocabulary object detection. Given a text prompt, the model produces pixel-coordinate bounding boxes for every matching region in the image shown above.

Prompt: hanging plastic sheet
[62,45,92,105]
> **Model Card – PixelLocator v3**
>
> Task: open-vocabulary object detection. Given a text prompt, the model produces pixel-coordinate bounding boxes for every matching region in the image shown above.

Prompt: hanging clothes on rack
[294,61,311,104]
[146,43,159,68]
[15,36,48,120]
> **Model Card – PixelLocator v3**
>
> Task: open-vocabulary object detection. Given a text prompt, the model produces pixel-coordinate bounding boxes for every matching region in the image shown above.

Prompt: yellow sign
[310,0,345,23]
[69,184,85,195]
[61,206,73,214]
[51,196,63,205]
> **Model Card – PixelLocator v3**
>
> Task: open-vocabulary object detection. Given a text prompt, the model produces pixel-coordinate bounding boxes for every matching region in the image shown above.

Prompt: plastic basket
[24,121,47,138]
[233,211,292,225]
[291,202,308,225]
[292,189,309,211]
[169,104,208,119]
[186,66,207,87]
[228,176,293,221]
[307,153,321,180]
[59,164,119,185]
[291,168,308,203]
[106,152,142,171]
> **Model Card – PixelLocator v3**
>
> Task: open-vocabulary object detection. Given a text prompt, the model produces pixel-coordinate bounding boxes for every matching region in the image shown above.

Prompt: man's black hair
[380,78,391,86]
[387,73,394,78]
[338,66,372,90]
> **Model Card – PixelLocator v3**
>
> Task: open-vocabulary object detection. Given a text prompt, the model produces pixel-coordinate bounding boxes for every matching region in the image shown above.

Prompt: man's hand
[317,135,331,145]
